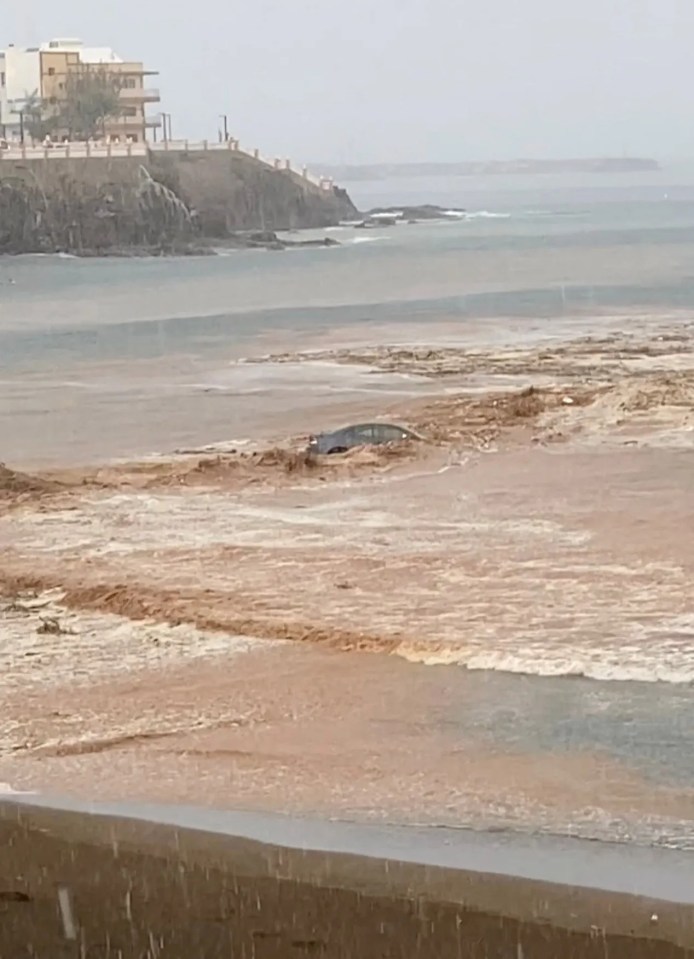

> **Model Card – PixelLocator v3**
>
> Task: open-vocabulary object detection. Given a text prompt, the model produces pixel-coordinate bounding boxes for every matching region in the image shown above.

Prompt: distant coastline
[316,157,661,181]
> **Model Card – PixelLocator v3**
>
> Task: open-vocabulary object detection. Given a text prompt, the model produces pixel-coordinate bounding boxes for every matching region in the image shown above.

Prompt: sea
[3,162,694,465]
[1,163,694,851]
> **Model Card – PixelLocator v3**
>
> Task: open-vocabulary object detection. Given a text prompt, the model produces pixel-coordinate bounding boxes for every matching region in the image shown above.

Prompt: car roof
[332,422,406,433]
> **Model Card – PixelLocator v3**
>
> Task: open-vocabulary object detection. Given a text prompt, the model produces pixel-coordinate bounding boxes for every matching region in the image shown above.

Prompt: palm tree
[15,90,55,142]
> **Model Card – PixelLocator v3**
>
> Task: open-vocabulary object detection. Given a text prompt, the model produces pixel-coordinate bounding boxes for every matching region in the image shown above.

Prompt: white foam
[397,635,694,685]
[27,251,78,259]
[462,210,512,220]
[0,782,37,796]
[0,590,272,692]
[350,235,388,244]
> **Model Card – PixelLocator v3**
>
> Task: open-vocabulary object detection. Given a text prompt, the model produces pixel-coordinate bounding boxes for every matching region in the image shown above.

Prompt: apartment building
[0,38,160,142]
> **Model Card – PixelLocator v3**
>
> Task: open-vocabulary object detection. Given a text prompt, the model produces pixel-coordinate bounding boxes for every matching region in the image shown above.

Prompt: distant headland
[315,157,661,181]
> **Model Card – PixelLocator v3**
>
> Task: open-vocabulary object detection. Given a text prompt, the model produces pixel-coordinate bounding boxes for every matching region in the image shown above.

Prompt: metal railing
[150,138,333,189]
[0,136,335,190]
[119,87,161,101]
[0,141,148,159]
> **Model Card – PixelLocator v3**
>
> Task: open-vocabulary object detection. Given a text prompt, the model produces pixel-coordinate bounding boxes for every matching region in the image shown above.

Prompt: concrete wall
[5,47,41,102]
[0,47,42,138]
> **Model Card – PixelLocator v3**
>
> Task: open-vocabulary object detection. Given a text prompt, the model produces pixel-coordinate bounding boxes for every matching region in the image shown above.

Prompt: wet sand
[1,800,693,958]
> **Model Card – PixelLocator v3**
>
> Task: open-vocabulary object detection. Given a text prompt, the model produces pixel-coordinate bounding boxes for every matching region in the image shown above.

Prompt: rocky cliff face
[150,152,356,236]
[0,151,357,255]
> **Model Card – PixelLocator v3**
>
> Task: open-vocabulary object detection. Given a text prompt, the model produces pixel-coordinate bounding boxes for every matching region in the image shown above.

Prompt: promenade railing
[0,138,334,191]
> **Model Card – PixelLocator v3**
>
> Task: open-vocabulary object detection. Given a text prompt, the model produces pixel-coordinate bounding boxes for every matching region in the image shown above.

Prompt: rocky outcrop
[361,205,465,224]
[149,151,356,237]
[0,151,357,256]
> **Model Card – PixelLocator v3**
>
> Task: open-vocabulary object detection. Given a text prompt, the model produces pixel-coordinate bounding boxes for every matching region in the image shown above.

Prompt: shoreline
[1,798,693,957]
[3,795,694,904]
[1,636,693,851]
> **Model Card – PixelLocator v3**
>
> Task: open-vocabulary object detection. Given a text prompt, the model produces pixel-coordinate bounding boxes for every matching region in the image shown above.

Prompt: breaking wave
[457,210,512,220]
[350,235,389,244]
[395,639,694,685]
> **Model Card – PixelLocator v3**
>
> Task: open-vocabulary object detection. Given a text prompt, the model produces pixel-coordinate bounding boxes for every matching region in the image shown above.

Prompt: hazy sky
[4,0,693,163]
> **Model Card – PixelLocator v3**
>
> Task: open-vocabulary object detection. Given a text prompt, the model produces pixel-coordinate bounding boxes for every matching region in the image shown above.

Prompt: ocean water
[3,164,694,464]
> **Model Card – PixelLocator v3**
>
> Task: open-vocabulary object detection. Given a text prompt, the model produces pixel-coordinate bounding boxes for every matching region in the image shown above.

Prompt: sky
[3,0,693,164]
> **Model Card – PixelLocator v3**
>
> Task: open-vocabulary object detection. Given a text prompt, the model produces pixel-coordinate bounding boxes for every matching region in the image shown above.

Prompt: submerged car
[308,422,419,455]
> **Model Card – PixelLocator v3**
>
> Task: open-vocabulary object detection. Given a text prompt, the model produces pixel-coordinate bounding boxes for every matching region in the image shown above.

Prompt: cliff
[149,151,355,236]
[0,150,357,256]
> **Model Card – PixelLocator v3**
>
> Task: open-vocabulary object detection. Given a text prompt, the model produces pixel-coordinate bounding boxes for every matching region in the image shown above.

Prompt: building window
[123,106,138,117]
[0,73,5,87]
[48,67,56,76]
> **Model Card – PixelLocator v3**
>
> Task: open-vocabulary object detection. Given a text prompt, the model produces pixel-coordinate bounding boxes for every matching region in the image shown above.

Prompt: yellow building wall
[38,51,156,141]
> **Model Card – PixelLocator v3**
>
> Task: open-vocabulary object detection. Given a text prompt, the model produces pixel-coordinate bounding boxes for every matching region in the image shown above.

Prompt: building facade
[0,38,160,142]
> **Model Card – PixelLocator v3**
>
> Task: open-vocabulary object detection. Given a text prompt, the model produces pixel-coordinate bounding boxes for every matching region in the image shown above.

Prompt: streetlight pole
[219,114,228,142]
[11,106,26,144]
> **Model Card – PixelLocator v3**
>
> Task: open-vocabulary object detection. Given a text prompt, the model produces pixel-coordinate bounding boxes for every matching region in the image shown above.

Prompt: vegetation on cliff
[0,165,194,255]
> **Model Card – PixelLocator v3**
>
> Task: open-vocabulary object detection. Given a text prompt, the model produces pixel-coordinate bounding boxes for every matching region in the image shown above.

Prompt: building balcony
[119,86,160,103]
[104,116,156,130]
[106,114,160,130]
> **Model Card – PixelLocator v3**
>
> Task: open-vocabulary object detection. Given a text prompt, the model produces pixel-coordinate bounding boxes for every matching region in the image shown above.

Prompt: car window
[374,425,405,442]
[338,427,359,444]
[354,425,375,440]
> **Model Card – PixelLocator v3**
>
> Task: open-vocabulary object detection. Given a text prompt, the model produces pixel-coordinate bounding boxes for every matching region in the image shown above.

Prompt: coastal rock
[149,151,356,237]
[360,204,465,225]
[0,151,357,256]
[223,231,340,251]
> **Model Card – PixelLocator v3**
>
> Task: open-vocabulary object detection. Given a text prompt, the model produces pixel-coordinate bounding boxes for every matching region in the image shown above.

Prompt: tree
[21,70,124,142]
[19,91,54,142]
[58,69,124,140]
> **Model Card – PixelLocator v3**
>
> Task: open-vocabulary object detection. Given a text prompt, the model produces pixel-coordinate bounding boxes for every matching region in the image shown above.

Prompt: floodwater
[2,166,694,858]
